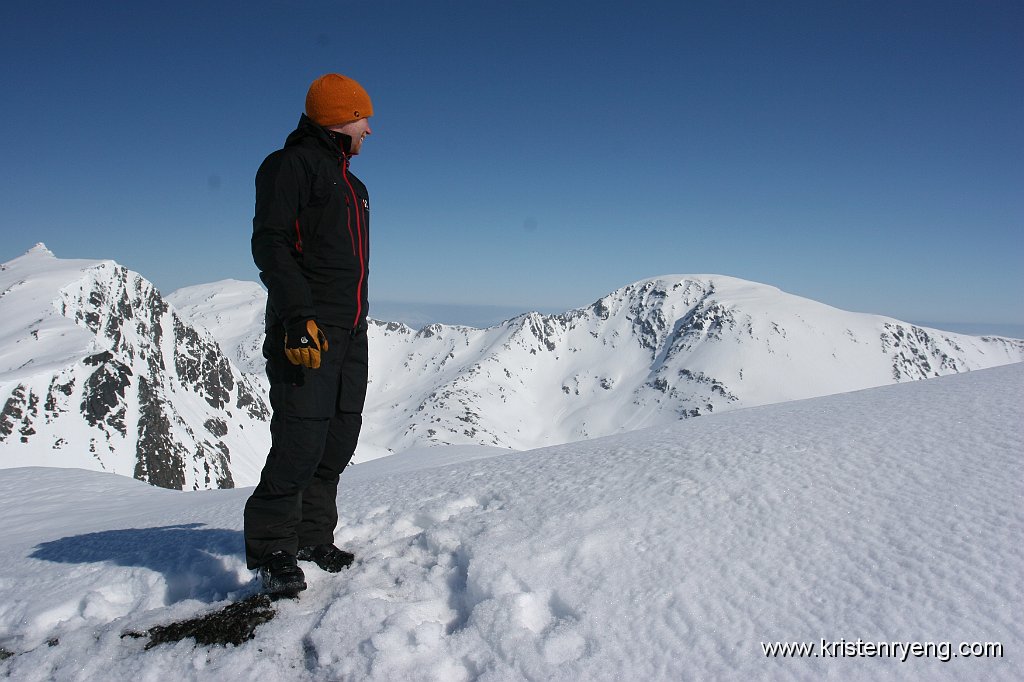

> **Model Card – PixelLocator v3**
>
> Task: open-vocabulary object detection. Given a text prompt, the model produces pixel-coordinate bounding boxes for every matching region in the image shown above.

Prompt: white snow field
[0,363,1021,681]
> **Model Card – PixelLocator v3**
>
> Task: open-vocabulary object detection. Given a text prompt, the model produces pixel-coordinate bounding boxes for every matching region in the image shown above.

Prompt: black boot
[258,551,307,597]
[296,544,355,572]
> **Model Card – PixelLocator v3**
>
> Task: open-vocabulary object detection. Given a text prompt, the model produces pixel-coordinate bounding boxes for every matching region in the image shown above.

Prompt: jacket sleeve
[251,150,317,328]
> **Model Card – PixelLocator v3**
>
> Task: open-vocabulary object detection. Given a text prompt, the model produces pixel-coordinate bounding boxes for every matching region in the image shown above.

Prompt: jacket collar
[285,114,352,157]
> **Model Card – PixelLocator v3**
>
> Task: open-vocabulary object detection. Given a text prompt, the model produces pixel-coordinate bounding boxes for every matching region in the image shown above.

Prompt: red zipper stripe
[294,219,303,253]
[341,156,366,327]
[345,199,357,254]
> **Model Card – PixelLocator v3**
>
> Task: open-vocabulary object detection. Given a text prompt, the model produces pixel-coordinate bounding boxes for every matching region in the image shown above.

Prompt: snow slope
[165,281,268,376]
[0,362,1020,681]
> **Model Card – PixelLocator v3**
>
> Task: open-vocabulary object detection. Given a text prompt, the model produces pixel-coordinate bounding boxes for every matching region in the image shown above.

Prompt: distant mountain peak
[26,243,55,258]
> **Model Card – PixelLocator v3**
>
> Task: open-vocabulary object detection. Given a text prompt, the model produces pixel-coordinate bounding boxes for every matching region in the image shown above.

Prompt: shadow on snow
[30,523,249,604]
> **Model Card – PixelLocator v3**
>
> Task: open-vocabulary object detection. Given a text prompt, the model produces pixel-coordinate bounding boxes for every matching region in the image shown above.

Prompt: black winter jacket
[252,114,370,331]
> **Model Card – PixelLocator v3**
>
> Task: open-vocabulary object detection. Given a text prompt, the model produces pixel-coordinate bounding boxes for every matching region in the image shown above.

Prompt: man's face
[329,118,372,155]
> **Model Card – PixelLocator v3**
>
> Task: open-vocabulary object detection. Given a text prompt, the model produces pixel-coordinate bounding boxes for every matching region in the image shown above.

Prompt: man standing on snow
[245,73,373,596]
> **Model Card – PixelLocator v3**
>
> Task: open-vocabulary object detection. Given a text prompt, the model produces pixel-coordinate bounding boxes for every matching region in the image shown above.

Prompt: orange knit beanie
[305,74,373,127]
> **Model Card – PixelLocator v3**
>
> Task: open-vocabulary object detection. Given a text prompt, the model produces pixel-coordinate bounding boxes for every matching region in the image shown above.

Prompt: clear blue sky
[2,1,1021,330]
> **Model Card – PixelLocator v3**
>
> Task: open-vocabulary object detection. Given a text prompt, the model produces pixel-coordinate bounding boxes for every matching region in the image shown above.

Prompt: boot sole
[264,580,307,598]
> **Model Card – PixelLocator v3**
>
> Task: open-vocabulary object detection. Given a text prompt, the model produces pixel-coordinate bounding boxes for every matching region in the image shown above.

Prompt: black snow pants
[244,324,368,568]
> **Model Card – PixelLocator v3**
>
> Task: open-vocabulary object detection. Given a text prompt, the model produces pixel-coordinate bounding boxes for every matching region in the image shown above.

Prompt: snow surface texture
[3,244,1023,490]
[0,363,1020,680]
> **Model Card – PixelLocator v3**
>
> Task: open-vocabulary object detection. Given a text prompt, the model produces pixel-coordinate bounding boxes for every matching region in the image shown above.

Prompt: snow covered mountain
[3,245,1022,490]
[171,271,1024,456]
[358,277,1023,454]
[0,245,270,490]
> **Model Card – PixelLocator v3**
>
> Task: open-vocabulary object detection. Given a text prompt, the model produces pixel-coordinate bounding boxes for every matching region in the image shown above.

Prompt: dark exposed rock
[371,319,412,335]
[135,375,186,490]
[122,594,276,649]
[18,391,39,442]
[83,350,114,366]
[236,378,271,421]
[0,385,26,441]
[196,441,234,489]
[524,315,558,352]
[628,282,670,355]
[650,377,669,393]
[173,315,233,409]
[881,323,964,381]
[418,323,444,339]
[81,359,133,437]
[678,368,738,402]
[204,418,228,438]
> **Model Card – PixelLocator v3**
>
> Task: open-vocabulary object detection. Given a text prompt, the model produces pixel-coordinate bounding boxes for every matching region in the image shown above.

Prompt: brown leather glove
[284,319,329,369]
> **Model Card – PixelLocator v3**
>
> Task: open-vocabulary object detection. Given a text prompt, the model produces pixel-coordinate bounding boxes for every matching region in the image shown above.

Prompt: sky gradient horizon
[2,1,1021,328]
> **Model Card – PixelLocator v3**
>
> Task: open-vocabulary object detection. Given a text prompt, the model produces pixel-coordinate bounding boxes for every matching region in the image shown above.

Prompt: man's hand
[285,319,329,369]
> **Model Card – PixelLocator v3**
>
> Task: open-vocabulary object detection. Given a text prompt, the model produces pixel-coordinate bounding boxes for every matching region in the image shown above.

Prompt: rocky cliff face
[0,246,269,490]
